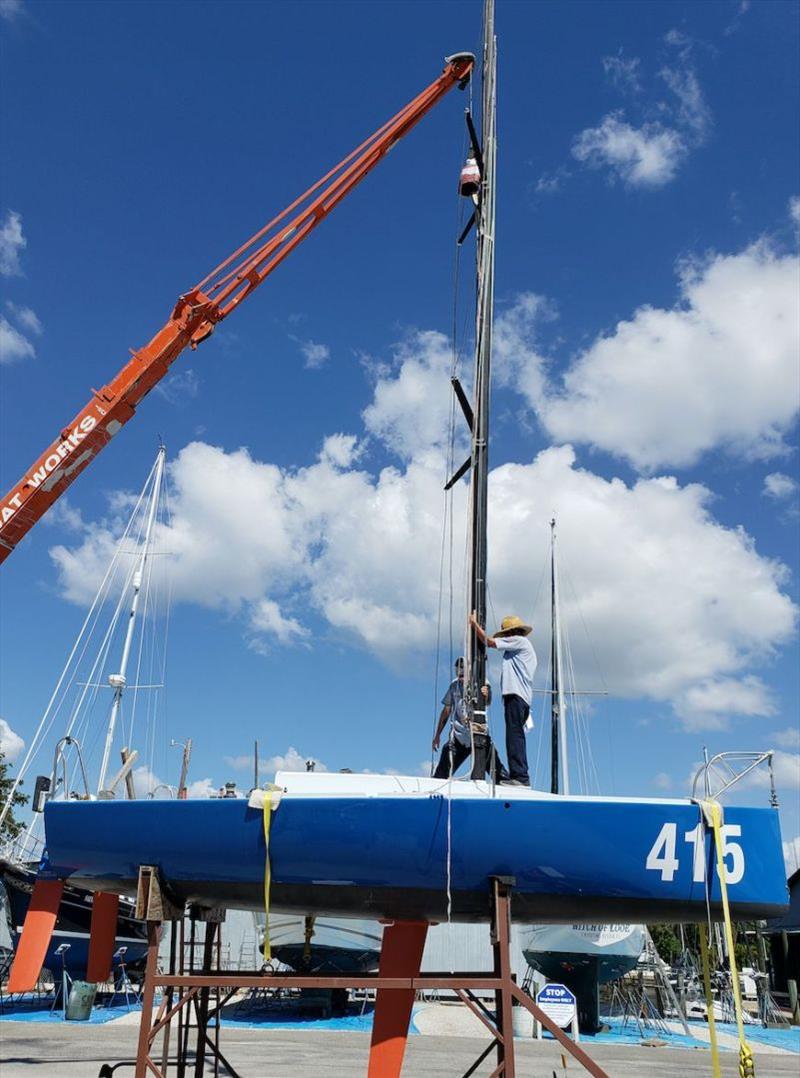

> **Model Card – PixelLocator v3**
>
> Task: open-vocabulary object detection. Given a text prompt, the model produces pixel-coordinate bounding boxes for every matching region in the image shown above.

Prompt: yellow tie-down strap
[699,799,755,1078]
[249,786,282,962]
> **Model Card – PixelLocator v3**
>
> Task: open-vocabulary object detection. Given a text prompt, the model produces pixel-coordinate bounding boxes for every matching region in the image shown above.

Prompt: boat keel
[368,919,428,1077]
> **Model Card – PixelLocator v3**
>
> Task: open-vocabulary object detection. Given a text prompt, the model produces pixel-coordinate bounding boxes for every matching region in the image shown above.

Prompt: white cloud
[0,0,24,22]
[47,301,798,718]
[659,63,710,140]
[674,676,776,733]
[521,243,800,471]
[362,330,458,460]
[494,293,553,408]
[773,727,800,750]
[534,168,571,195]
[225,746,328,779]
[130,765,216,799]
[52,440,309,611]
[0,210,25,276]
[784,836,800,876]
[770,752,799,790]
[131,765,172,799]
[5,301,42,335]
[573,36,709,189]
[744,751,800,791]
[42,499,85,532]
[724,1,751,37]
[572,113,686,188]
[50,433,798,718]
[0,314,35,363]
[320,433,361,469]
[154,367,200,404]
[248,598,308,645]
[602,55,642,94]
[0,719,24,763]
[186,777,216,799]
[295,338,330,370]
[489,448,795,707]
[653,771,672,790]
[790,197,800,226]
[763,472,798,501]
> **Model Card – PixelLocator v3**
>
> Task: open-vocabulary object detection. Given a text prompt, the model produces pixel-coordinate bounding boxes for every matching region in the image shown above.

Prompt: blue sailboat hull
[39,777,788,924]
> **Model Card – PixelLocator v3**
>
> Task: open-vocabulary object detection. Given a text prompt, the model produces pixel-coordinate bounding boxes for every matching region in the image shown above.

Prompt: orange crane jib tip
[0,52,474,563]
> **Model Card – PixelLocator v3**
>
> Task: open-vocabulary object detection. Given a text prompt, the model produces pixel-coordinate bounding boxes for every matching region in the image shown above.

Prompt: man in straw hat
[469,612,537,786]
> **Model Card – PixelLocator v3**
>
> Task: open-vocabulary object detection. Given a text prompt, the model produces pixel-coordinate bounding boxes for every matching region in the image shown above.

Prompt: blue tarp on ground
[573,1015,800,1054]
[0,993,139,1024]
[218,1003,409,1034]
[714,1020,800,1053]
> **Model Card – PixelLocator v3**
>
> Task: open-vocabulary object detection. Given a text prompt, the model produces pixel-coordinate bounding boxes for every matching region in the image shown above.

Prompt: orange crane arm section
[0,53,474,563]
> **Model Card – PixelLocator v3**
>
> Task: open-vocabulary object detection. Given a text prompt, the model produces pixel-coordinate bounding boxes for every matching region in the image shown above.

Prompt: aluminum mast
[96,445,166,795]
[466,0,497,778]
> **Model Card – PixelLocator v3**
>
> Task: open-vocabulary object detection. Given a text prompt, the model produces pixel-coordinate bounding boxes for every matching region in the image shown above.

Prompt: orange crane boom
[0,53,474,564]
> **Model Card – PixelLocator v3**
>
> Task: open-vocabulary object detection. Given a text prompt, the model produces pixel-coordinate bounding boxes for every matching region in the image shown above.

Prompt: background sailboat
[0,447,173,983]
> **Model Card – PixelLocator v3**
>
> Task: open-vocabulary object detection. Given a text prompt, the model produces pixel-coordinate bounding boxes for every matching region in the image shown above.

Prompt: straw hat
[494,615,532,637]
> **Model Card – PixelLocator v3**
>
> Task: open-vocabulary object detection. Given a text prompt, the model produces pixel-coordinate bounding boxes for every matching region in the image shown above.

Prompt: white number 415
[645,822,745,885]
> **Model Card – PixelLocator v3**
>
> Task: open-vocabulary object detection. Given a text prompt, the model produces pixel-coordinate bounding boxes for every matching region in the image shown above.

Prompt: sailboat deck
[275,770,691,806]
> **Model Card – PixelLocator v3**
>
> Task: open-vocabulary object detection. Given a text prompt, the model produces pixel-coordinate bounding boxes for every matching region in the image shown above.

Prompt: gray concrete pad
[0,1023,797,1077]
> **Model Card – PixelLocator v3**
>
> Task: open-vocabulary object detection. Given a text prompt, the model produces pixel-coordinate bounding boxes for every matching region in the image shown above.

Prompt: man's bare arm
[469,611,497,649]
[432,705,451,750]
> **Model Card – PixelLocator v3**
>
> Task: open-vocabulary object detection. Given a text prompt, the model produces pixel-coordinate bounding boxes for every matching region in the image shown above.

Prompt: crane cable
[699,799,755,1078]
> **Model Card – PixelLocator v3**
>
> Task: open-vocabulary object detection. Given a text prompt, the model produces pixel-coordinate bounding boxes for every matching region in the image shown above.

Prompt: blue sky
[1,2,798,868]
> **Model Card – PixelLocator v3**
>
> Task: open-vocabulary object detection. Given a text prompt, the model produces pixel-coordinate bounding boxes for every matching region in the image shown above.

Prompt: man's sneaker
[500,778,529,787]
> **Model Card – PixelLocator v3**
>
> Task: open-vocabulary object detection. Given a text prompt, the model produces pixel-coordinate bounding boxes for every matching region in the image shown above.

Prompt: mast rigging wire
[0,462,154,832]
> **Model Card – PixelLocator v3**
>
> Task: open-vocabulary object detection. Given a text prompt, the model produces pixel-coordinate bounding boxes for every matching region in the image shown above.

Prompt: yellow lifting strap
[699,924,721,1078]
[249,786,282,963]
[700,799,756,1078]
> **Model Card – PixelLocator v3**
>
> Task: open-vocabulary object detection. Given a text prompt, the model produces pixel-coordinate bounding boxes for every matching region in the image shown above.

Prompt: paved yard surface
[1,1023,798,1077]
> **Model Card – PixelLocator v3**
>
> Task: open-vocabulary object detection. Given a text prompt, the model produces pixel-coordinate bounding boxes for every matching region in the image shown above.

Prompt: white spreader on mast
[96,444,166,796]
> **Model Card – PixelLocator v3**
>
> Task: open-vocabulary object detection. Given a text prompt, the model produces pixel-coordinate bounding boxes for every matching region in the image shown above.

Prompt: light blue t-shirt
[496,635,537,704]
[442,678,472,747]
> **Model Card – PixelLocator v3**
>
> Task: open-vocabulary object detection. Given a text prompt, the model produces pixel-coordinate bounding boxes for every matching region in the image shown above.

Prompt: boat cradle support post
[367,918,429,1078]
[135,919,163,1078]
[6,878,64,994]
[458,875,610,1078]
[87,892,120,984]
[132,865,185,1078]
[491,875,515,1078]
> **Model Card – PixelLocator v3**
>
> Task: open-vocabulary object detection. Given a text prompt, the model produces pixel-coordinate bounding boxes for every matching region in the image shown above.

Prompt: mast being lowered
[467,0,497,779]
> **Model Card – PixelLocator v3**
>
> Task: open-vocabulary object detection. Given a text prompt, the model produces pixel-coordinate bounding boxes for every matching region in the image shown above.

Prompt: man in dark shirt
[432,657,508,782]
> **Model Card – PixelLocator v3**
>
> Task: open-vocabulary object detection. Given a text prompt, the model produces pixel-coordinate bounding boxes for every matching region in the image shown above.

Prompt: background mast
[97,445,166,795]
[550,518,569,794]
